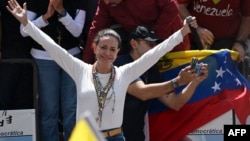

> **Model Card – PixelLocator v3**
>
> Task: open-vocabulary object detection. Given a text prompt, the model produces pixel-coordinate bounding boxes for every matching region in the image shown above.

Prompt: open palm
[6,0,28,26]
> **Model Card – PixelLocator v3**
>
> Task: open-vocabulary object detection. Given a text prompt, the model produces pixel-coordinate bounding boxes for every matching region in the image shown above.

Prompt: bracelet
[171,79,179,89]
[234,40,246,49]
[58,9,67,18]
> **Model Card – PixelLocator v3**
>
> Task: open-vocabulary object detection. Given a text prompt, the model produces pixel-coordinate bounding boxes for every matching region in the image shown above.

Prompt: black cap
[129,26,160,42]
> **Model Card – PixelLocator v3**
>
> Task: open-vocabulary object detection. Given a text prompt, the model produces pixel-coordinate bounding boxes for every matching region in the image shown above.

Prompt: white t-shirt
[23,21,183,130]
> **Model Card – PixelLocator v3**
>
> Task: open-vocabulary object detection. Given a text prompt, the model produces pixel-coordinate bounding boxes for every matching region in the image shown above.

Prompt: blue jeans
[34,53,80,141]
[106,133,126,141]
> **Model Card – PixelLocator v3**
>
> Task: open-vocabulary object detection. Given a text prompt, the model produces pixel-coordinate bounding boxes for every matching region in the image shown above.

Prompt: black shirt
[27,0,87,50]
[114,54,162,141]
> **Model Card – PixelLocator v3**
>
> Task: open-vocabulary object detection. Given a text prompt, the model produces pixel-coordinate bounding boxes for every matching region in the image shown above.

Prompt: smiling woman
[6,0,197,140]
[92,29,121,71]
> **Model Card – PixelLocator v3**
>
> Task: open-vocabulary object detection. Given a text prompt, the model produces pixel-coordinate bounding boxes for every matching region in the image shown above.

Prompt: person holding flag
[114,25,208,141]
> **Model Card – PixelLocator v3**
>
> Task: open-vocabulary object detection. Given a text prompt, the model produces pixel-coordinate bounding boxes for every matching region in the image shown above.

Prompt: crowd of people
[1,0,250,141]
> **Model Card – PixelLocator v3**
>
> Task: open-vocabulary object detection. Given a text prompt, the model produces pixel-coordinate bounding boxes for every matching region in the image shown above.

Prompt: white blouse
[23,21,183,130]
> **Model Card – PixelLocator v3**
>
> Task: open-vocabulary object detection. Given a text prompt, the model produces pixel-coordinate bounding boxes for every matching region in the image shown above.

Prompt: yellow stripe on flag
[157,49,238,72]
[69,120,99,141]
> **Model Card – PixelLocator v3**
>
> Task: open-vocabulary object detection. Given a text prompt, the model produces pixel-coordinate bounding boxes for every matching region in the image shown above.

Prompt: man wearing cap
[114,25,208,141]
[82,0,191,64]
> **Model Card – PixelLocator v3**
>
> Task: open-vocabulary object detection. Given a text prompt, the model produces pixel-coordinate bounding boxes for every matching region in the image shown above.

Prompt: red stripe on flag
[149,87,250,141]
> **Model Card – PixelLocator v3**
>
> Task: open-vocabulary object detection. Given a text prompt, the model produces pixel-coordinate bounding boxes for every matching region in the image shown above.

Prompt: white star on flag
[212,82,221,93]
[216,67,225,78]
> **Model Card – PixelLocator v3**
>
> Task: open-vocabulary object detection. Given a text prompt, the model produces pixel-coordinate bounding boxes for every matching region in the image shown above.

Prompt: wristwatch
[58,9,67,18]
[171,79,179,89]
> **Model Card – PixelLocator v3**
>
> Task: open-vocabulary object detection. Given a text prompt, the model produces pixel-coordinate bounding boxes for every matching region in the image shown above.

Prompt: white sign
[0,109,37,141]
[188,109,250,141]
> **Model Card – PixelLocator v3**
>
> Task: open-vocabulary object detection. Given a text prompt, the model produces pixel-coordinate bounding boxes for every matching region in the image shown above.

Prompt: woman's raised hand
[6,0,28,26]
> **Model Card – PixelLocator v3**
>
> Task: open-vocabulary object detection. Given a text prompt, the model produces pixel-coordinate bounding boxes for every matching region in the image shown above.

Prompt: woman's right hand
[6,0,28,26]
[182,16,198,37]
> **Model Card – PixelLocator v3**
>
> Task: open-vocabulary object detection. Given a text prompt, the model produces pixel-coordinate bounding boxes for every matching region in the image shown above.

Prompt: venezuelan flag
[148,49,250,141]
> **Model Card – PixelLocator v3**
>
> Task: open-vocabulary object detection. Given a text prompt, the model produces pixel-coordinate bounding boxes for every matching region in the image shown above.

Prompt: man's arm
[159,80,199,111]
[127,65,194,100]
[232,16,250,61]
[127,63,208,110]
[128,80,175,101]
[231,0,250,61]
[176,3,190,19]
[235,16,250,42]
[127,63,207,99]
[235,0,250,43]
